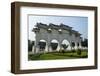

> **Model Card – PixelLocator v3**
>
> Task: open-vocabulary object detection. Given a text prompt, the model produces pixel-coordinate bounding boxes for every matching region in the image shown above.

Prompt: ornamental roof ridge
[37,22,48,26]
[34,22,81,35]
[49,23,60,29]
[72,30,81,35]
[60,23,72,29]
[35,22,48,29]
[49,23,58,26]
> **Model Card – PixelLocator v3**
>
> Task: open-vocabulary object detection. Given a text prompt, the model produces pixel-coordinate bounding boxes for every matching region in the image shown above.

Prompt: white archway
[32,23,82,53]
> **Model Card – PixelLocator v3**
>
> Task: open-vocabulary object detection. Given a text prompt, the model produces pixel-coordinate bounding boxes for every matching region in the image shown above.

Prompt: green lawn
[28,50,88,60]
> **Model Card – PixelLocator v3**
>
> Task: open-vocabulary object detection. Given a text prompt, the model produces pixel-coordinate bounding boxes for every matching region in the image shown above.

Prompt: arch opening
[61,39,70,51]
[77,42,79,47]
[71,41,75,49]
[38,39,46,51]
[50,39,59,51]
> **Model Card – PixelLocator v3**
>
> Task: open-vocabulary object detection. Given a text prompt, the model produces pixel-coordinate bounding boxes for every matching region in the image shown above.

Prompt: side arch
[38,39,47,52]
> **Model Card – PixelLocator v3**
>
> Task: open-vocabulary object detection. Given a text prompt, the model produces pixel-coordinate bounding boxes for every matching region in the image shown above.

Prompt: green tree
[61,44,69,50]
[28,40,34,52]
[81,38,88,48]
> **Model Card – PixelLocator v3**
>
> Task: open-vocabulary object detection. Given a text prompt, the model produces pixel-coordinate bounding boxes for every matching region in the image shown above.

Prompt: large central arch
[61,39,70,51]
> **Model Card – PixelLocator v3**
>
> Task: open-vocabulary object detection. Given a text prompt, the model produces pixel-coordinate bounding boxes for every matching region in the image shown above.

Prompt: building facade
[32,23,82,53]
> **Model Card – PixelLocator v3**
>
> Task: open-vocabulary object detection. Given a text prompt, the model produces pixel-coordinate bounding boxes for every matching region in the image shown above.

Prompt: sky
[28,15,88,41]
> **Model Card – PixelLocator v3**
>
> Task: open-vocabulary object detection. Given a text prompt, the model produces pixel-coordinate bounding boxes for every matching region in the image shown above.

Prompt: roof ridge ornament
[33,22,81,36]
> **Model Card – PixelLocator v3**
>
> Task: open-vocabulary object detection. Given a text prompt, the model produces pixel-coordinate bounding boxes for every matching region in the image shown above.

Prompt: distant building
[31,23,82,53]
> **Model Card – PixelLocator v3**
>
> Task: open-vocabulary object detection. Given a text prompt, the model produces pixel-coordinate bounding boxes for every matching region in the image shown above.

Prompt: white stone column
[57,43,60,51]
[34,39,39,54]
[58,40,62,51]
[75,42,78,50]
[48,42,53,52]
[45,41,49,53]
[79,42,82,49]
[45,44,48,53]
[32,46,34,54]
[69,41,72,51]
[48,42,51,52]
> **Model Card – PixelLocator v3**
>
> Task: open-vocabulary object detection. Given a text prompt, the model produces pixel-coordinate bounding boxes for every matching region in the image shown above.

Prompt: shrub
[62,50,65,54]
[77,49,81,55]
[71,49,76,53]
[28,53,41,60]
[59,49,65,54]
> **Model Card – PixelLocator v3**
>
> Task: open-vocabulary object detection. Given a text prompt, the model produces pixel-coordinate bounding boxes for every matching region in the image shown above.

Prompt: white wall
[0,0,100,76]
